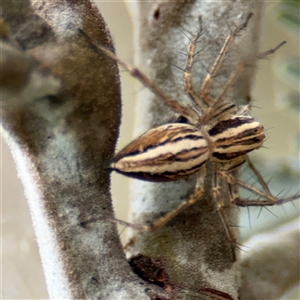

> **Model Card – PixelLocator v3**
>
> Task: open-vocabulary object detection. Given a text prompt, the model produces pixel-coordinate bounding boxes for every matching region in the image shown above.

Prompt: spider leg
[96,185,206,232]
[142,167,208,232]
[184,16,206,109]
[143,185,205,232]
[218,170,300,206]
[246,156,273,197]
[212,163,237,261]
[199,13,253,106]
[78,28,199,124]
[82,177,206,232]
[200,40,286,125]
[183,19,242,124]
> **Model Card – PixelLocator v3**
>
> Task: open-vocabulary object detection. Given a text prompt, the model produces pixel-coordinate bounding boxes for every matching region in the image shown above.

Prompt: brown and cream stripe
[110,116,265,181]
[208,116,265,161]
[110,123,209,181]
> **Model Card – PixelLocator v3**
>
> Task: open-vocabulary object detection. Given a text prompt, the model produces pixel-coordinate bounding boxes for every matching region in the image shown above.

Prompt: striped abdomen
[110,123,209,181]
[208,116,265,162]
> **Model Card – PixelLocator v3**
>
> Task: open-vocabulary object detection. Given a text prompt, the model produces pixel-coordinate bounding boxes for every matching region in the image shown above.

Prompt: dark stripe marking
[113,160,207,182]
[208,117,253,137]
[115,134,204,160]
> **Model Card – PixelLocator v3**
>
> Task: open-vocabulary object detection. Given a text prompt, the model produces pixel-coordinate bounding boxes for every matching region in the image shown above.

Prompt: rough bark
[1,1,162,299]
[125,2,263,299]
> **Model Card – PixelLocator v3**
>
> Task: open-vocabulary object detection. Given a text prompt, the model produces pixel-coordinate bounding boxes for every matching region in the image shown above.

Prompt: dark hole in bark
[153,8,160,20]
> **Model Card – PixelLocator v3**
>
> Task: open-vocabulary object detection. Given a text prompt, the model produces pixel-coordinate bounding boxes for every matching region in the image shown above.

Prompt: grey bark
[125,1,262,299]
[1,0,162,299]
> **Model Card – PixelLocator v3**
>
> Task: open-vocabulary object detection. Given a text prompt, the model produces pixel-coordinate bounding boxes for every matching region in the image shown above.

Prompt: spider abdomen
[208,116,265,161]
[110,123,209,181]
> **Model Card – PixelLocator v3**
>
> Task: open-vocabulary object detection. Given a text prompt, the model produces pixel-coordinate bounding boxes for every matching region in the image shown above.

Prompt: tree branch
[240,217,300,299]
[124,1,264,299]
[1,0,163,298]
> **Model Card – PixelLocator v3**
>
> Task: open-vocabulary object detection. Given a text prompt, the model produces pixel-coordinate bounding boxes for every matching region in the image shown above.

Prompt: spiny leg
[121,166,207,232]
[213,41,286,111]
[246,156,273,198]
[199,13,253,106]
[200,40,286,125]
[78,28,199,125]
[142,186,205,232]
[233,179,300,206]
[218,170,300,206]
[82,186,206,232]
[211,163,237,261]
[183,16,205,108]
[81,168,207,232]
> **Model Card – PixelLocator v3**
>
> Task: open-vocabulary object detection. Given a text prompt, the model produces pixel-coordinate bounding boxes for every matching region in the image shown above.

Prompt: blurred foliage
[274,1,300,113]
[276,0,300,30]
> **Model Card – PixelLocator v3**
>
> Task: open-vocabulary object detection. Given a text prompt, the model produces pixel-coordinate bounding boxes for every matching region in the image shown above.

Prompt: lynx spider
[81,14,299,260]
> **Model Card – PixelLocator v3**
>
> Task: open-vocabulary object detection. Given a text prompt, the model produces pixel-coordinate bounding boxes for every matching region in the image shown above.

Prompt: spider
[80,13,299,260]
